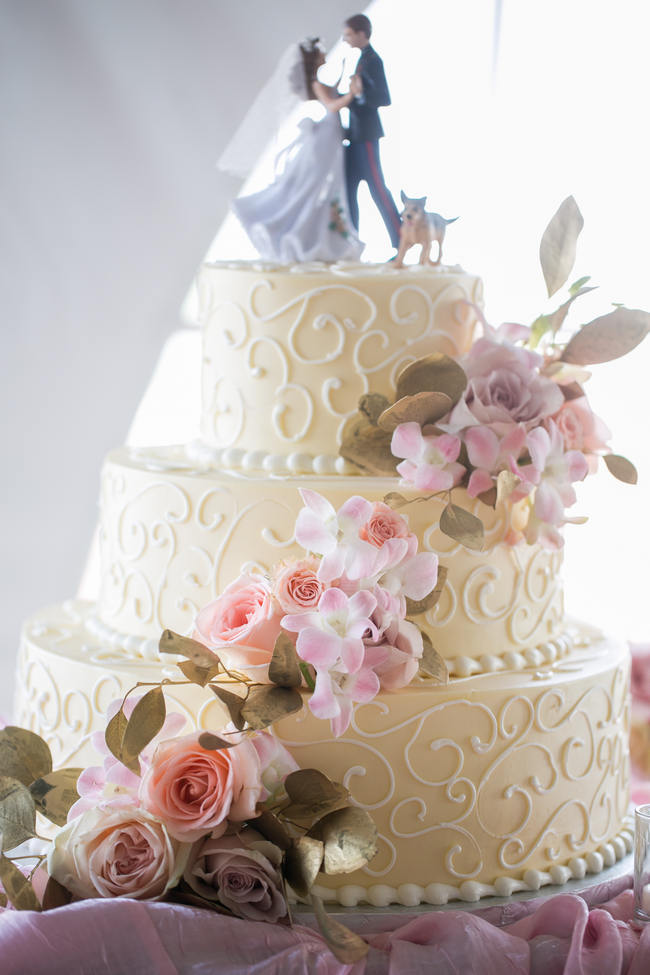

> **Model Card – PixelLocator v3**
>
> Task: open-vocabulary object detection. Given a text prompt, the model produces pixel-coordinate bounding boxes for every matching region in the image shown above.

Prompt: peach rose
[47,804,189,899]
[195,574,283,675]
[359,502,410,548]
[273,558,325,613]
[140,733,263,842]
[184,829,286,922]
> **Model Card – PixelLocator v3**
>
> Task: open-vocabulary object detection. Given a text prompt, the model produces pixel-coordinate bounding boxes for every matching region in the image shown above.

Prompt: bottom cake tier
[14,600,631,905]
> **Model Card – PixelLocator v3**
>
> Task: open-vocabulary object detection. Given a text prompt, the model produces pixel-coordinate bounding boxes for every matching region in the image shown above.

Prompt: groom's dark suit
[345,44,401,248]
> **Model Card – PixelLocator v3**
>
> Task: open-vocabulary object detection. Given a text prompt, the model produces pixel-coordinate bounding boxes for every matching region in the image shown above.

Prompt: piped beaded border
[311,817,634,907]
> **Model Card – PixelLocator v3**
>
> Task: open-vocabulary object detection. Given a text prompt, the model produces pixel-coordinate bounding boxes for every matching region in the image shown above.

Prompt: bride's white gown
[232,110,363,263]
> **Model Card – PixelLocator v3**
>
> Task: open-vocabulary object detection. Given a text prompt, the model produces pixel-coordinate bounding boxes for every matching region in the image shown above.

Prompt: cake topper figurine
[342,13,402,253]
[393,192,459,267]
[222,38,364,263]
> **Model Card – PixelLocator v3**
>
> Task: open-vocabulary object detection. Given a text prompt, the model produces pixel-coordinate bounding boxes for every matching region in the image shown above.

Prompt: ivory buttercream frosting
[14,261,631,905]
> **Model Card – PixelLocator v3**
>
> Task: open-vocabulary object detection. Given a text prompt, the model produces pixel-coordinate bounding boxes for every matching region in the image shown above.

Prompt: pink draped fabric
[1,878,649,974]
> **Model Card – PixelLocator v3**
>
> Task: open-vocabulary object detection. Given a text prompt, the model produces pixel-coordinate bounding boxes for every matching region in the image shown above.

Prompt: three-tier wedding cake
[14,249,634,906]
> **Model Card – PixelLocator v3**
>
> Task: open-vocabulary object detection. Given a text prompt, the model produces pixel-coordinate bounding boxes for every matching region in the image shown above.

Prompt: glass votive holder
[634,804,650,926]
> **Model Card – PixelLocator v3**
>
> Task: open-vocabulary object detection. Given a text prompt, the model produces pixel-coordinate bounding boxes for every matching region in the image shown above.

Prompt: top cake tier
[196,261,483,474]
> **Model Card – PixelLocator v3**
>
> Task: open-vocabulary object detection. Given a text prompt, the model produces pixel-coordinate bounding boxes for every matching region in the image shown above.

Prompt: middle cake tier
[96,446,566,674]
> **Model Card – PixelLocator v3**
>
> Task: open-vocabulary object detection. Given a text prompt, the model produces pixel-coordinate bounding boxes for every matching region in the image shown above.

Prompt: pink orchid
[391,422,465,492]
[310,665,380,736]
[282,587,377,676]
[511,421,589,549]
[69,697,187,820]
[295,490,383,583]
[465,424,527,498]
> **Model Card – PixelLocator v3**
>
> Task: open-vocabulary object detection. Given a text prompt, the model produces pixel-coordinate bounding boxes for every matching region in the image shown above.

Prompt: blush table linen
[2,875,650,975]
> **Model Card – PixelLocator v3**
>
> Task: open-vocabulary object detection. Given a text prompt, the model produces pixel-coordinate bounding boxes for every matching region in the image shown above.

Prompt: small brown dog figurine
[394,192,458,267]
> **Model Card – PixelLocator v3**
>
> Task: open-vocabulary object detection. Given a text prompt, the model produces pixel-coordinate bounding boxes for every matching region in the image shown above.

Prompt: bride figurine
[220,39,364,263]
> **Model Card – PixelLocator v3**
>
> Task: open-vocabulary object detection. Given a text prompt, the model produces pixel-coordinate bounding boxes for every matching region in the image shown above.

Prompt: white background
[2,0,650,720]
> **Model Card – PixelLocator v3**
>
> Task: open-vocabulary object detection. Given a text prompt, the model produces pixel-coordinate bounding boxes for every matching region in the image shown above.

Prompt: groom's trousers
[345,140,401,249]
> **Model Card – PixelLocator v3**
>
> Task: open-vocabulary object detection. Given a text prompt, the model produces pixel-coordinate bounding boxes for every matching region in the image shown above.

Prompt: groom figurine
[342,14,401,250]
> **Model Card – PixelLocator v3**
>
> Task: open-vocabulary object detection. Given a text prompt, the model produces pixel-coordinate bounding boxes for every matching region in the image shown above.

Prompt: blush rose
[195,573,283,674]
[140,732,263,842]
[47,805,189,900]
[184,829,286,922]
[359,502,410,548]
[273,558,325,613]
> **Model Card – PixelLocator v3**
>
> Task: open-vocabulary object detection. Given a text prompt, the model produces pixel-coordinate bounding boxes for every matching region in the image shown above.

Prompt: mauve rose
[47,804,189,899]
[447,338,563,435]
[184,829,286,922]
[273,558,325,613]
[359,502,410,548]
[140,732,263,842]
[195,574,283,675]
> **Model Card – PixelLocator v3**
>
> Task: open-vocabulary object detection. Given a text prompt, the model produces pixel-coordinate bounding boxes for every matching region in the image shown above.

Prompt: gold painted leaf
[358,392,391,424]
[284,836,324,898]
[604,453,638,484]
[395,354,467,405]
[419,634,449,683]
[209,685,246,731]
[197,732,235,751]
[29,768,82,827]
[268,632,302,689]
[440,503,485,551]
[383,492,409,510]
[122,686,166,770]
[285,769,349,808]
[0,854,41,911]
[253,809,293,851]
[339,417,398,475]
[177,660,222,687]
[105,707,136,773]
[561,308,650,365]
[405,565,448,616]
[310,894,368,964]
[308,806,378,875]
[42,875,72,911]
[377,391,453,432]
[240,686,303,731]
[0,776,36,851]
[159,630,221,669]
[0,727,52,786]
[539,196,584,298]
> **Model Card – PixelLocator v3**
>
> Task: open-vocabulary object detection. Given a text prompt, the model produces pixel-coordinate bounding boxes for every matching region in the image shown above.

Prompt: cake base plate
[294,852,633,921]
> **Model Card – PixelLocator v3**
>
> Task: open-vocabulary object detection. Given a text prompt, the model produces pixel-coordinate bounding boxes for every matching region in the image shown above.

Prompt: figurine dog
[394,192,458,267]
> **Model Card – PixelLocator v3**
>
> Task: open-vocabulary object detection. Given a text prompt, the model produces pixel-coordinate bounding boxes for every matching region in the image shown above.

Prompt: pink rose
[47,804,189,899]
[140,732,263,842]
[551,396,610,464]
[359,502,410,548]
[273,558,325,613]
[184,829,286,922]
[195,574,283,675]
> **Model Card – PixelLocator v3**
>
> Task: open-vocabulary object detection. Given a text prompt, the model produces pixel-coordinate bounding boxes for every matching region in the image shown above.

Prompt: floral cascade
[341,196,649,551]
[0,489,442,964]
